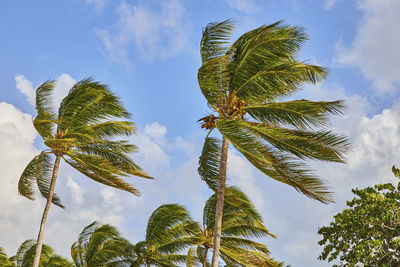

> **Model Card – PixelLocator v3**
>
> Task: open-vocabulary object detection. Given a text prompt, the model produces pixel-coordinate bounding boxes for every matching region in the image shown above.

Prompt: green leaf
[198,137,222,191]
[18,152,64,208]
[245,100,345,129]
[216,119,333,203]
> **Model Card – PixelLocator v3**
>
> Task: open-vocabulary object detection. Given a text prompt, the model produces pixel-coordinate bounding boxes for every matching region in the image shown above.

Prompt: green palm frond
[198,55,230,106]
[34,80,56,139]
[227,22,326,100]
[64,153,142,196]
[57,79,130,131]
[133,204,200,266]
[216,119,333,203]
[245,100,345,129]
[14,240,72,267]
[18,152,63,208]
[0,247,16,267]
[198,137,222,191]
[146,204,196,244]
[71,221,134,267]
[186,246,199,267]
[237,120,349,162]
[200,19,234,63]
[204,187,275,239]
[233,61,326,103]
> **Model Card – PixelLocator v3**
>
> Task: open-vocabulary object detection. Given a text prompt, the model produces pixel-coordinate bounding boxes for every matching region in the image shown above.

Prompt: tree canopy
[318,166,400,266]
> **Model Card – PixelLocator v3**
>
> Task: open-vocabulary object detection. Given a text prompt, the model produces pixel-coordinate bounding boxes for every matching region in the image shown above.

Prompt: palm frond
[64,155,141,196]
[216,119,333,203]
[34,80,56,139]
[18,152,64,208]
[200,19,234,63]
[233,62,326,103]
[198,137,222,191]
[72,222,134,267]
[245,100,345,129]
[198,55,230,106]
[58,78,130,132]
[220,237,270,254]
[239,121,349,162]
[186,246,199,267]
[227,21,326,100]
[146,204,193,242]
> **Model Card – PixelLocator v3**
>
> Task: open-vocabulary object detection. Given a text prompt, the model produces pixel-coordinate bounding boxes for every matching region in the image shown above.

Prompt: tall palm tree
[18,78,151,267]
[0,247,17,267]
[186,187,279,267]
[132,204,199,266]
[13,239,74,267]
[71,222,135,267]
[197,20,349,265]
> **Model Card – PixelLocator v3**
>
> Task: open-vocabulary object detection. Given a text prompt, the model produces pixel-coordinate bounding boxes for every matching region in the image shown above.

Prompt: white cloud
[225,0,258,13]
[144,122,167,143]
[336,0,400,95]
[83,0,108,11]
[96,0,189,65]
[324,0,340,9]
[15,75,35,106]
[228,151,265,210]
[66,177,84,204]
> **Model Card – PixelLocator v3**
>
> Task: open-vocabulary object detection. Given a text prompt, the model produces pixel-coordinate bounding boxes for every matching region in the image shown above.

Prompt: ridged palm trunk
[211,137,229,266]
[203,247,209,267]
[32,155,61,267]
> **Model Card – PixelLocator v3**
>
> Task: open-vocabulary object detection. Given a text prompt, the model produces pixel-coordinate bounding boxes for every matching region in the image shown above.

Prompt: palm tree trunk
[203,247,209,267]
[32,155,61,267]
[211,136,229,267]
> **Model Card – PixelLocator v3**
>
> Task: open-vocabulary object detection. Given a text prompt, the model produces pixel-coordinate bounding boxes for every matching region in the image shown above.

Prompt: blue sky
[1,0,400,266]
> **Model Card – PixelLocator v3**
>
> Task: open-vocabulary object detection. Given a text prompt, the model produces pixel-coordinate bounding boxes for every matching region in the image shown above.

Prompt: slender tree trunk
[211,137,229,267]
[203,247,209,267]
[32,155,61,267]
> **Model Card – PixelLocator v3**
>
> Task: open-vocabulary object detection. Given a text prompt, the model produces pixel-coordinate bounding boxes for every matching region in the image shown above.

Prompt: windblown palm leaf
[18,78,151,267]
[197,20,349,265]
[71,222,135,267]
[13,240,73,267]
[187,187,280,267]
[132,204,199,266]
[0,247,17,267]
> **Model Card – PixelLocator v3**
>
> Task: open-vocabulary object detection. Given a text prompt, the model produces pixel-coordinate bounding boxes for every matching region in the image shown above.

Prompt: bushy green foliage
[318,166,400,266]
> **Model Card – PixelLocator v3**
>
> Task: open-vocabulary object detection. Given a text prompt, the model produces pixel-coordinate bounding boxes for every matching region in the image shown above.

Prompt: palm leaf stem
[33,155,61,267]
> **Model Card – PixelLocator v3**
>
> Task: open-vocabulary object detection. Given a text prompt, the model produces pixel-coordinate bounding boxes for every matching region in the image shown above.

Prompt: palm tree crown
[19,78,151,207]
[132,204,199,266]
[197,20,349,266]
[187,187,279,266]
[13,240,74,267]
[71,222,134,267]
[198,20,348,202]
[18,78,151,267]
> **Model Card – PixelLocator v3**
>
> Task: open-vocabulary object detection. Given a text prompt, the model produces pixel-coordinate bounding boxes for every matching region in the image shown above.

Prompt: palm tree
[132,204,199,266]
[71,222,135,266]
[0,247,16,267]
[13,239,74,267]
[197,20,349,265]
[18,78,151,267]
[186,187,280,267]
